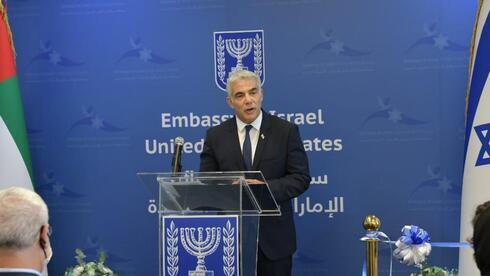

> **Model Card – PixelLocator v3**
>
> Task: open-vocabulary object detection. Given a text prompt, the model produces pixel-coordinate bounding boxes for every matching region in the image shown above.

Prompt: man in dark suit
[200,69,310,276]
[0,187,52,276]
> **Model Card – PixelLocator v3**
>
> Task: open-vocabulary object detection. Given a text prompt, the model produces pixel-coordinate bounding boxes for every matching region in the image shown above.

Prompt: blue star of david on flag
[474,123,490,166]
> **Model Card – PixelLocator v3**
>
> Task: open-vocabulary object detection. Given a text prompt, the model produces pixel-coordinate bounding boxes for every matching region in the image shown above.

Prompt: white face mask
[41,225,53,266]
[44,244,53,263]
[41,239,53,274]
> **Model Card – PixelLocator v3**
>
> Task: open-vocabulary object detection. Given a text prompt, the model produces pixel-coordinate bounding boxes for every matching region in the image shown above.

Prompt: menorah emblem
[214,30,265,91]
[181,227,222,276]
[225,38,253,72]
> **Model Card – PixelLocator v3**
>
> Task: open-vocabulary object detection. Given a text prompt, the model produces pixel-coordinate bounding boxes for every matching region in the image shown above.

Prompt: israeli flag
[459,3,490,275]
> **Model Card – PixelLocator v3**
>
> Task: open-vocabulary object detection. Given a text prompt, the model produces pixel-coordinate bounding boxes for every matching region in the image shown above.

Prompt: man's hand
[246,179,265,185]
[231,178,265,185]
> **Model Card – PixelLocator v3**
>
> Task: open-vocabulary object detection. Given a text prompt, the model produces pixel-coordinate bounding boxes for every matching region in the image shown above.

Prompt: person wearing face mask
[0,187,52,276]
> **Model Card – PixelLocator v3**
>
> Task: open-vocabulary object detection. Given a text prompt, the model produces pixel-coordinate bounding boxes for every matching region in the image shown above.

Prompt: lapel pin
[261,134,265,140]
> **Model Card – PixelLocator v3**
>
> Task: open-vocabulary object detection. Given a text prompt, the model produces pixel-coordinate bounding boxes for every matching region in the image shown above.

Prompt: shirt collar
[0,268,42,275]
[236,111,262,132]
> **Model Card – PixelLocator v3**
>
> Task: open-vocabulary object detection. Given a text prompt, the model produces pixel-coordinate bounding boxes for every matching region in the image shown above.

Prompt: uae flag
[459,1,490,275]
[0,2,33,190]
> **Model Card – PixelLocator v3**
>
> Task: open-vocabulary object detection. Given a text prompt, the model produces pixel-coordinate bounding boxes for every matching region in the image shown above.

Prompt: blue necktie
[243,125,253,170]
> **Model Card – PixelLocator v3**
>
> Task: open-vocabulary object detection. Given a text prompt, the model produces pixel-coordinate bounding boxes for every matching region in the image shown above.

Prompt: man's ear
[39,224,50,248]
[226,96,234,109]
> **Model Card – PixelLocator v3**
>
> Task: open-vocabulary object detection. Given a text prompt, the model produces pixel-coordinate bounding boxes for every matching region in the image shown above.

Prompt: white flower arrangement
[64,248,115,276]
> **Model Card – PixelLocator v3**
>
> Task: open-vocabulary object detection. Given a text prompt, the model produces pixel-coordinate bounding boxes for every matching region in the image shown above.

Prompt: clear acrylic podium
[138,171,281,276]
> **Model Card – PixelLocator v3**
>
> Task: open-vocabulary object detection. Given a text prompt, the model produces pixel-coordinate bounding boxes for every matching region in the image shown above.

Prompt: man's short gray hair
[0,187,49,249]
[226,70,262,97]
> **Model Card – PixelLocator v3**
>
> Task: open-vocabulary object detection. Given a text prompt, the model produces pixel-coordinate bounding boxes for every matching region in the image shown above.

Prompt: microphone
[171,137,184,174]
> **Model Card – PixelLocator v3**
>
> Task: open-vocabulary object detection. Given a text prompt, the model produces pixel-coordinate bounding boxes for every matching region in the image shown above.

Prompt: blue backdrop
[8,0,476,275]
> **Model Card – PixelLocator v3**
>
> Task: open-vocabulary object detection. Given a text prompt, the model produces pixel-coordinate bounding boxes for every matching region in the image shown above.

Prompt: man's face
[227,78,263,124]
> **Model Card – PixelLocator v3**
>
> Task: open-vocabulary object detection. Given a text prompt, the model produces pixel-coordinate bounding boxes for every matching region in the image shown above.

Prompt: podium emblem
[213,30,265,91]
[163,215,239,276]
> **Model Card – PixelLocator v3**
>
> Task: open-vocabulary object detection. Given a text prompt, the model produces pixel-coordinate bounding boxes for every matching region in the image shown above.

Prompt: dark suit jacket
[200,111,311,260]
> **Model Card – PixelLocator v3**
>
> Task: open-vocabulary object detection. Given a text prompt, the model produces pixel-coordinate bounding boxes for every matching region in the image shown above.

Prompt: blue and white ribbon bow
[392,225,431,267]
[361,224,471,275]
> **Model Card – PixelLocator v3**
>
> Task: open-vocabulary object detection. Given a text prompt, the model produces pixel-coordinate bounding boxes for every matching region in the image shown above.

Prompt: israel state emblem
[162,215,239,276]
[213,30,265,91]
